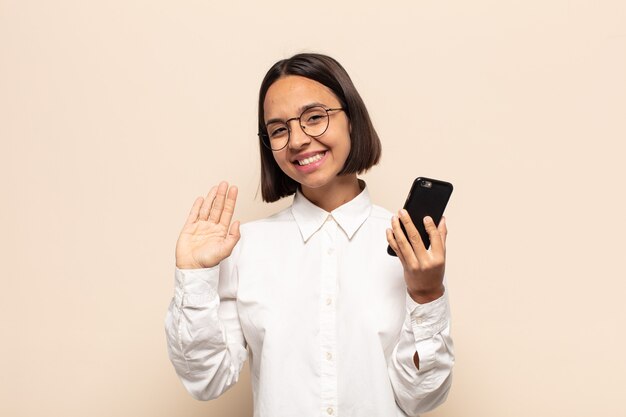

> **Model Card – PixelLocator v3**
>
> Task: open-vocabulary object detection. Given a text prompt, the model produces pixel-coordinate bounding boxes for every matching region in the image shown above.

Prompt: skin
[264,75,361,212]
[174,75,449,369]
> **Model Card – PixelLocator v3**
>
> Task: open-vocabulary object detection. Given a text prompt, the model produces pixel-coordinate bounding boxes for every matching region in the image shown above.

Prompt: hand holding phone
[386,177,453,304]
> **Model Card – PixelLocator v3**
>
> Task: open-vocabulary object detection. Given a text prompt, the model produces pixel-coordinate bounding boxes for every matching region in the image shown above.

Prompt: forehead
[263,75,339,119]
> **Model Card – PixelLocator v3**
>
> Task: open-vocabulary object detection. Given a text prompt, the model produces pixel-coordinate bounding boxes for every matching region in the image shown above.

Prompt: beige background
[1,0,625,416]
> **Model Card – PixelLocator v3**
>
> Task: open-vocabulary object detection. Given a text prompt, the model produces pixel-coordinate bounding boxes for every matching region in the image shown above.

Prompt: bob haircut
[258,53,382,202]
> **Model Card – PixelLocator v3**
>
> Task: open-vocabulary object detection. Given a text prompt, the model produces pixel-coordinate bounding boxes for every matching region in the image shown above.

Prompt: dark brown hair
[258,53,382,202]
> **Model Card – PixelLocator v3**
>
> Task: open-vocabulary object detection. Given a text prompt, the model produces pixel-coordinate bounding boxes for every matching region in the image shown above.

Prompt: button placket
[320,217,338,416]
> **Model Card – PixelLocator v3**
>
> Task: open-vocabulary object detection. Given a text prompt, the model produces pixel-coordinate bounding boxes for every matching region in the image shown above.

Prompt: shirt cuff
[405,290,450,343]
[174,266,220,308]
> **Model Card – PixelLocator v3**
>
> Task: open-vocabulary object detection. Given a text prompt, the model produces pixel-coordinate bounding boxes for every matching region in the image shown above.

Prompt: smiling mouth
[295,151,326,166]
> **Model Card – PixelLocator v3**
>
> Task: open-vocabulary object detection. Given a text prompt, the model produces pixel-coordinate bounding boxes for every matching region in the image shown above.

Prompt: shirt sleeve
[387,289,454,416]
[164,244,247,401]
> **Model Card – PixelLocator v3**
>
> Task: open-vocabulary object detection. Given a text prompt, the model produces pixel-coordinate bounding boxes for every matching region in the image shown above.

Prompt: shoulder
[230,206,297,263]
[368,204,394,223]
[239,205,295,236]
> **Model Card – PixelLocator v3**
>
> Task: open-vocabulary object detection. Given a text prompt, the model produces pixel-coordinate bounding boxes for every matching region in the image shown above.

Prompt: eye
[304,110,327,124]
[307,114,324,122]
[269,125,288,137]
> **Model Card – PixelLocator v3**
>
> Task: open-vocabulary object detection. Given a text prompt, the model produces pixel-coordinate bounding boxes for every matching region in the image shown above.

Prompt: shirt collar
[291,181,372,242]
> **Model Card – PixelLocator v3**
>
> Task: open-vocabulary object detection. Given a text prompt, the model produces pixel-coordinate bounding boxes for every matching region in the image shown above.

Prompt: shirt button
[326,352,332,360]
[327,407,334,415]
[327,247,334,255]
[326,298,332,306]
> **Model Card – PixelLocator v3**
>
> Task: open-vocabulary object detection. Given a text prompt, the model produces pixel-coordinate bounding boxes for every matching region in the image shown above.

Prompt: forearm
[164,267,247,400]
[387,291,454,416]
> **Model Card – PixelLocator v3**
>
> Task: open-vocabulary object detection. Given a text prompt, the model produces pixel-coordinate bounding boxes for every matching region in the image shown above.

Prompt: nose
[287,120,311,150]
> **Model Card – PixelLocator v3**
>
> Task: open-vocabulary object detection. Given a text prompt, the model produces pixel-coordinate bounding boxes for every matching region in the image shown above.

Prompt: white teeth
[297,152,325,166]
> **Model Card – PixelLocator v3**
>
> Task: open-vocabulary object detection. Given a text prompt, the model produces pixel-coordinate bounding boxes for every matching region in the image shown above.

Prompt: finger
[208,181,229,223]
[399,209,427,258]
[219,185,238,227]
[424,216,444,255]
[184,197,204,226]
[199,186,218,221]
[391,214,418,266]
[386,228,407,265]
[439,216,448,249]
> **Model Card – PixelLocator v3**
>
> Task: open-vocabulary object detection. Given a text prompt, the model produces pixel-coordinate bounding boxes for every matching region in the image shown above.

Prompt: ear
[349,121,352,134]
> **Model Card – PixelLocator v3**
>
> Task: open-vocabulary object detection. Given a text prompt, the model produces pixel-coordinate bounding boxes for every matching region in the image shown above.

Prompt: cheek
[338,133,352,160]
[272,150,291,171]
[337,122,352,155]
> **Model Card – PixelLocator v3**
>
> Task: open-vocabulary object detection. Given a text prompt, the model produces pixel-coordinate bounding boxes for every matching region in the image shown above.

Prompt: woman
[165,53,454,417]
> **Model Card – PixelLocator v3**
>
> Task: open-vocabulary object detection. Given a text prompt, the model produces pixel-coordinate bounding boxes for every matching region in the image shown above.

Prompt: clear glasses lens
[264,106,330,150]
[300,107,329,136]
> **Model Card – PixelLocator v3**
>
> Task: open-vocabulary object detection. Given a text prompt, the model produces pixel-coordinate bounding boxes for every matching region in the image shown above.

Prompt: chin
[291,175,326,189]
[295,173,340,191]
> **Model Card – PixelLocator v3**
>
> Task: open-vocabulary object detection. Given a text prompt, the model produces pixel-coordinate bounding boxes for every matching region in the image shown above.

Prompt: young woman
[165,53,454,417]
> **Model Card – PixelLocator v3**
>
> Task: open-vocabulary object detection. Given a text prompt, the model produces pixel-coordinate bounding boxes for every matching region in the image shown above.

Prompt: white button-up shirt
[165,185,454,417]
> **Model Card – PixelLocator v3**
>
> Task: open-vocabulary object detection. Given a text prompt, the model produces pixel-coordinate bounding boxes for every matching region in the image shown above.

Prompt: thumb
[226,220,241,246]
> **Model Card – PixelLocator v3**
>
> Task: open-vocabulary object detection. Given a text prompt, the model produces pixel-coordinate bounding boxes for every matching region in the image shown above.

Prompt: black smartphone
[387,177,454,256]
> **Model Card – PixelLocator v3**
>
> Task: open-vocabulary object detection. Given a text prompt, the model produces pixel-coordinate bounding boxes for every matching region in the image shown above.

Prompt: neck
[300,174,363,212]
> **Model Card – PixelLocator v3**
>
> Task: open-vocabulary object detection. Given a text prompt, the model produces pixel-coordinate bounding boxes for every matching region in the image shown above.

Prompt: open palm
[175,182,240,269]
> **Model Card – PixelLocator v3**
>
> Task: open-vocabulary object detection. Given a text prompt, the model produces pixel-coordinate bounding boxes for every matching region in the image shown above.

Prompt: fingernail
[424,216,432,223]
[401,209,408,217]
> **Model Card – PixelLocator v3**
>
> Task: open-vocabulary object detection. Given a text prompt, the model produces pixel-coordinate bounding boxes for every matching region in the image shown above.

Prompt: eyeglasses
[259,106,344,151]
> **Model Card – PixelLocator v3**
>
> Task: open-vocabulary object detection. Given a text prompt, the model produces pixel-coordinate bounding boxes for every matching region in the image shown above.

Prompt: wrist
[176,261,208,270]
[407,285,445,304]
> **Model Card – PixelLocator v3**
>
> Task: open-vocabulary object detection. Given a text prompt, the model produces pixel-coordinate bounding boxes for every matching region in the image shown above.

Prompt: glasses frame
[259,106,344,151]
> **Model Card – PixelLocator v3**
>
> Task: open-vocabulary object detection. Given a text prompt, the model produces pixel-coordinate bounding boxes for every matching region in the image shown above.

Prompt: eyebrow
[265,102,328,125]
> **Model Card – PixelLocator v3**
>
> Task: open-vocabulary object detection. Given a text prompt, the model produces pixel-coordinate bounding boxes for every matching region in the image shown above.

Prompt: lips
[292,150,328,173]
[293,151,327,166]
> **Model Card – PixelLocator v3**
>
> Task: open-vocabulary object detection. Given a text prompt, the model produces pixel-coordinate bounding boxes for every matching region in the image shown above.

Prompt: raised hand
[175,181,241,269]
[386,209,448,304]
